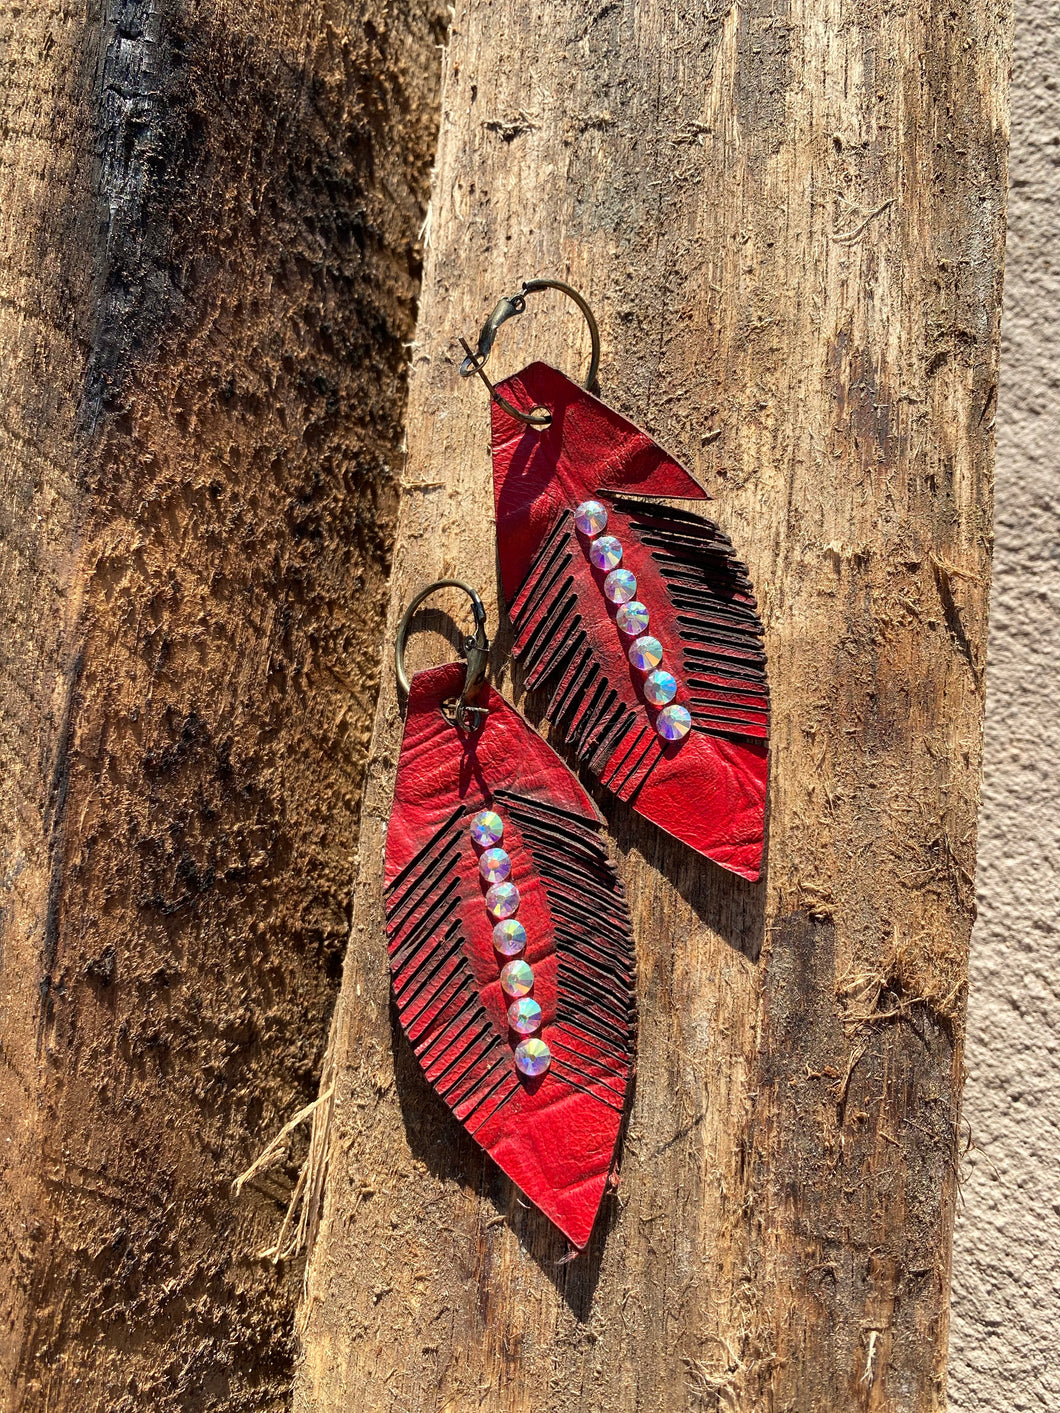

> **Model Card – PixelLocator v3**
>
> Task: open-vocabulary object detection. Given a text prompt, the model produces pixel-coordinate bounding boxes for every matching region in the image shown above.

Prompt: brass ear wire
[458,277,601,428]
[395,580,490,732]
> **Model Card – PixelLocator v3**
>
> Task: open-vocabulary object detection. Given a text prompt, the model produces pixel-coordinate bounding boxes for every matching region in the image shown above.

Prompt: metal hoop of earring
[457,277,601,428]
[395,578,491,732]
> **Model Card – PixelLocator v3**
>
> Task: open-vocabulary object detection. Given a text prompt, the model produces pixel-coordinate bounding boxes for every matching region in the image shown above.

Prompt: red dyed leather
[385,663,635,1250]
[491,362,770,882]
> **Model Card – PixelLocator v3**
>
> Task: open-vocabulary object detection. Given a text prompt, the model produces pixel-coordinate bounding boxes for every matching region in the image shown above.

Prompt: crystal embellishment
[514,1037,551,1077]
[508,997,542,1034]
[628,635,664,671]
[643,669,678,706]
[604,568,637,604]
[470,809,503,847]
[479,847,512,883]
[589,536,623,571]
[465,808,547,1083]
[493,919,527,956]
[616,601,650,636]
[574,500,608,536]
[656,703,692,741]
[500,959,534,998]
[573,503,692,771]
[486,881,520,918]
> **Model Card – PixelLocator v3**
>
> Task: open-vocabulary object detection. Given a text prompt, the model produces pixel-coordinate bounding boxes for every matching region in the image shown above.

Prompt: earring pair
[384,279,769,1249]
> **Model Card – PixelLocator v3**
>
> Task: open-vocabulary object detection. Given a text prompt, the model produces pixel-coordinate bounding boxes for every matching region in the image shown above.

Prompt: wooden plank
[295,0,1010,1407]
[0,1,443,1407]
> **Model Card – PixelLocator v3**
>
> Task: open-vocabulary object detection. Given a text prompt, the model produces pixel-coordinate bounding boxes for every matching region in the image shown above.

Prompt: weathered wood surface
[295,0,1010,1409]
[0,1,443,1408]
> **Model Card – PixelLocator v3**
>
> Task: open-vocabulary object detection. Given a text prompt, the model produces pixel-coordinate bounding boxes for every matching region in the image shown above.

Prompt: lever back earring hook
[458,277,601,428]
[395,579,491,732]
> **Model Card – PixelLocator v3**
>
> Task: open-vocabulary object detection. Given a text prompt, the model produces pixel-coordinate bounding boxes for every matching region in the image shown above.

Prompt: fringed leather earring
[460,279,770,882]
[386,581,636,1250]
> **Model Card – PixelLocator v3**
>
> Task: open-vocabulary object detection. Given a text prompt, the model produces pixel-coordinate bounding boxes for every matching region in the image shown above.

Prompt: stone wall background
[947,1,1060,1408]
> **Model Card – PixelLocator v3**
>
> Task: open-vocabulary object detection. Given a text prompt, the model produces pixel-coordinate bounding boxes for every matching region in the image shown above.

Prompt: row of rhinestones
[574,500,692,742]
[469,808,551,1078]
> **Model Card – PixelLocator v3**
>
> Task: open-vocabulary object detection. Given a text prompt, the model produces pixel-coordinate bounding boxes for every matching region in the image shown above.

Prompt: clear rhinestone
[616,600,650,636]
[500,959,534,998]
[574,500,608,535]
[507,997,542,1034]
[589,536,623,571]
[514,1037,551,1077]
[486,881,520,918]
[493,919,527,956]
[643,669,678,706]
[656,704,692,741]
[479,847,511,883]
[628,635,663,671]
[604,568,637,604]
[470,809,503,847]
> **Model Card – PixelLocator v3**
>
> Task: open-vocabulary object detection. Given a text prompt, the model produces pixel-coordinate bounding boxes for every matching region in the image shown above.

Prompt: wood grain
[0,1,443,1408]
[295,0,1010,1408]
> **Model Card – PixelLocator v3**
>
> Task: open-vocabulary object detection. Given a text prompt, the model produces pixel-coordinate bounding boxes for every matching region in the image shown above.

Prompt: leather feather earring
[386,581,635,1250]
[460,280,770,882]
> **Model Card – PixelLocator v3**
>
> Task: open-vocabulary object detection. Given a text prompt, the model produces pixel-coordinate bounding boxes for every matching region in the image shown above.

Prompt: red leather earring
[460,280,770,882]
[387,581,635,1250]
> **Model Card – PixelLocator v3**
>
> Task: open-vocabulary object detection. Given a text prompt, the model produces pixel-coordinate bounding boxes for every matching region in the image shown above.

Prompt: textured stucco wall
[947,2,1060,1408]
